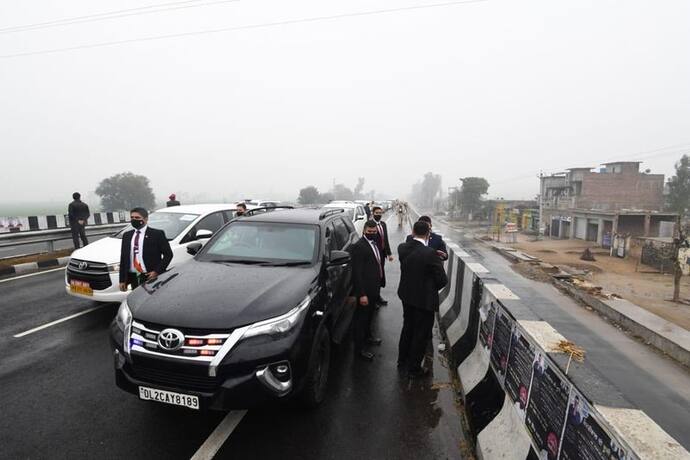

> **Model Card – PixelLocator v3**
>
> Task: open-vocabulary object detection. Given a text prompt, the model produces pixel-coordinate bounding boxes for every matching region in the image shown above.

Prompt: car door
[327,218,355,343]
[175,212,225,265]
[353,206,366,235]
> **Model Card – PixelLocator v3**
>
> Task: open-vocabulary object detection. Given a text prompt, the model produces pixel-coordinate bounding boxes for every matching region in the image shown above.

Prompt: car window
[113,212,199,241]
[332,219,350,249]
[325,223,339,252]
[200,222,319,263]
[341,217,355,235]
[222,210,236,222]
[182,211,224,243]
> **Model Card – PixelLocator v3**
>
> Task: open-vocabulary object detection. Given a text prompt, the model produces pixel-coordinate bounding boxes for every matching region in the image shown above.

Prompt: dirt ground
[506,234,690,331]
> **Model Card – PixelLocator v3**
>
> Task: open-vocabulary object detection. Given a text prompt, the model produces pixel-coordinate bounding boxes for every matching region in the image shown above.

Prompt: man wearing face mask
[371,206,393,306]
[119,208,173,292]
[406,215,448,261]
[235,202,248,217]
[349,220,385,361]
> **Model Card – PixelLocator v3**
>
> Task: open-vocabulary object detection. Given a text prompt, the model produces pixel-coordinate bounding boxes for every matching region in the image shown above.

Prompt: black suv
[110,208,358,410]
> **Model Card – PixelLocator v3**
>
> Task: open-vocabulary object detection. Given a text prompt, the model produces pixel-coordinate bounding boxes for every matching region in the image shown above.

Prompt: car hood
[128,259,319,330]
[70,237,122,264]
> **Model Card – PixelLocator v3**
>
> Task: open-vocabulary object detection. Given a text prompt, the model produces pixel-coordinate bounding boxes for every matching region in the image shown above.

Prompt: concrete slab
[519,320,568,353]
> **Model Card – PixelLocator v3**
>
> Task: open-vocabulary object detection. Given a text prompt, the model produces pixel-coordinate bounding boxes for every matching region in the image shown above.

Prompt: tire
[298,327,331,408]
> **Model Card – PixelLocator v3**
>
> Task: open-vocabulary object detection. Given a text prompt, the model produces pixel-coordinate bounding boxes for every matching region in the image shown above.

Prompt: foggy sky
[1,0,689,207]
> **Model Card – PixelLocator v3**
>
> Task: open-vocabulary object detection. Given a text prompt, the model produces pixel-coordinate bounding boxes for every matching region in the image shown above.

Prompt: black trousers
[70,222,88,249]
[398,303,435,371]
[353,289,379,352]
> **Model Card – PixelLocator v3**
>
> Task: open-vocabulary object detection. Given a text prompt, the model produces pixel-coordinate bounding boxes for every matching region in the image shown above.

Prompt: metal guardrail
[0,223,127,253]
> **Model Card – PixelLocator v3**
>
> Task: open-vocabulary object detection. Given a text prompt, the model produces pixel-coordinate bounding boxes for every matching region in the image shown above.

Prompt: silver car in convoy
[65,204,237,302]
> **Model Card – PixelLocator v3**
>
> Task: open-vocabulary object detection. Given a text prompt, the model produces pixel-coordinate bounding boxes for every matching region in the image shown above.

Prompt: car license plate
[69,280,93,296]
[138,386,200,410]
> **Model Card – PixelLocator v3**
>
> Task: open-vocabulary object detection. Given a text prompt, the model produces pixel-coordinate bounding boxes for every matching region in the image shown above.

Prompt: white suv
[65,204,237,302]
[323,201,367,235]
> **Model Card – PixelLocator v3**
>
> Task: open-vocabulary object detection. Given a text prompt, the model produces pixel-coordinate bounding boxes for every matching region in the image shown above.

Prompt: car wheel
[298,327,331,408]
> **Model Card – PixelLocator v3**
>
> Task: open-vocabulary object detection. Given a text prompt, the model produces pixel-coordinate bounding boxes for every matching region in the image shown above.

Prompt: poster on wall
[504,325,536,421]
[525,351,571,460]
[489,306,513,385]
[560,388,637,460]
[478,298,497,351]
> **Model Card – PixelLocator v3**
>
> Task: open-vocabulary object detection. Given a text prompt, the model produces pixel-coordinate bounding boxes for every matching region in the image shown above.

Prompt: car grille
[125,362,219,393]
[68,258,109,274]
[129,320,232,362]
[66,269,112,290]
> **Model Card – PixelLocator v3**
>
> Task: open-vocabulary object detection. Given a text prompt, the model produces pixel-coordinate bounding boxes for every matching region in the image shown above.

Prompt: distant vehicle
[65,204,237,303]
[323,201,367,235]
[110,207,358,409]
[244,199,281,208]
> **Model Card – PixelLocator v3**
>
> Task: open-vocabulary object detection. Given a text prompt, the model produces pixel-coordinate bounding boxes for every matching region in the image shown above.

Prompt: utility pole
[538,171,544,241]
[672,215,688,303]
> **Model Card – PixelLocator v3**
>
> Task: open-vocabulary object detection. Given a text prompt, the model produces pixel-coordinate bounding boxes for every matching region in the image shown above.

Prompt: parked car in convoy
[66,204,237,302]
[323,201,367,235]
[110,208,357,409]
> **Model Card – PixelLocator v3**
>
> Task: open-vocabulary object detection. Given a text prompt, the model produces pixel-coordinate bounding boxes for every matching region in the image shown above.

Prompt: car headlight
[242,296,311,340]
[108,263,120,273]
[116,300,133,354]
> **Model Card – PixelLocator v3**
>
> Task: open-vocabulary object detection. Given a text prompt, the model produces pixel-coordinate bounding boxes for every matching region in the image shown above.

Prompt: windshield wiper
[261,261,312,267]
[208,259,270,265]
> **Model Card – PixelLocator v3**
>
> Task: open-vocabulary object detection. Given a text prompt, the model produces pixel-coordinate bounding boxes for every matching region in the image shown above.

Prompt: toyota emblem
[78,261,88,270]
[158,329,185,351]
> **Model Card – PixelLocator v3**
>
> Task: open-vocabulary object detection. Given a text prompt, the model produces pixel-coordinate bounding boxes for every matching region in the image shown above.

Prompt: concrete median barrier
[436,242,689,460]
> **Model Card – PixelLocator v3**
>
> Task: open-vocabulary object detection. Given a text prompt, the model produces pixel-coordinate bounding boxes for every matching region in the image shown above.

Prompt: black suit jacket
[68,200,90,223]
[405,232,448,260]
[374,220,392,257]
[348,237,382,298]
[397,240,448,311]
[119,227,173,283]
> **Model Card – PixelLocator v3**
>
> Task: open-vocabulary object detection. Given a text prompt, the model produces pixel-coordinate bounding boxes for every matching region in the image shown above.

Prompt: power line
[0,0,208,34]
[0,0,242,35]
[0,0,488,59]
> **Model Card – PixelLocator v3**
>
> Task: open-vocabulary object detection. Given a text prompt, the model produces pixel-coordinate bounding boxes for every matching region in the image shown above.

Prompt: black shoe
[367,337,382,346]
[408,367,430,378]
[377,298,388,306]
[357,351,375,361]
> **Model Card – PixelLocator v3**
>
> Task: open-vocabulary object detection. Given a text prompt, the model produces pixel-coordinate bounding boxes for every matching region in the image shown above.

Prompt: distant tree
[353,177,366,200]
[319,192,335,203]
[410,172,442,208]
[459,177,490,219]
[667,155,690,216]
[95,172,155,211]
[298,186,321,205]
[331,183,354,201]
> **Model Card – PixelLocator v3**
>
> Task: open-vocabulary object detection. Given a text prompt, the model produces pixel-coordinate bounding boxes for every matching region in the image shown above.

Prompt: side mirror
[196,229,213,240]
[329,250,350,266]
[187,242,203,256]
[355,215,364,221]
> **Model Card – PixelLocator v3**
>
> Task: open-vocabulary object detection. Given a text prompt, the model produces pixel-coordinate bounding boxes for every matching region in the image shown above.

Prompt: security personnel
[119,207,173,291]
[406,215,448,260]
[372,206,393,305]
[397,221,448,376]
[68,192,90,249]
[349,220,384,361]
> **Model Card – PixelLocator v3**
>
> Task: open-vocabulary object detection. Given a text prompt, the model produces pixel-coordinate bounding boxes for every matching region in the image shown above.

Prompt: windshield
[113,212,199,240]
[199,222,318,264]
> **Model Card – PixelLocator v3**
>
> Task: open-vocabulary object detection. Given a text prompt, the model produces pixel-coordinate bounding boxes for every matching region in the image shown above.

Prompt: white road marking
[190,410,248,460]
[0,266,65,284]
[13,305,105,338]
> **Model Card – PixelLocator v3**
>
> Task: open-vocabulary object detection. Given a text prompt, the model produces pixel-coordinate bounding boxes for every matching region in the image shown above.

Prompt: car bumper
[65,271,128,303]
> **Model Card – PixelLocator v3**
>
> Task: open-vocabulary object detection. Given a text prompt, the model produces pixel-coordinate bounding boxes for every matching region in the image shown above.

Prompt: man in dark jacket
[397,221,448,376]
[372,206,393,305]
[166,193,180,207]
[349,220,384,361]
[119,207,173,291]
[68,192,90,249]
[405,215,448,261]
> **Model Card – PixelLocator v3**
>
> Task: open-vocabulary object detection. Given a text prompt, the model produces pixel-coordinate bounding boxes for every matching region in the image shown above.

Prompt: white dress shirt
[130,225,148,273]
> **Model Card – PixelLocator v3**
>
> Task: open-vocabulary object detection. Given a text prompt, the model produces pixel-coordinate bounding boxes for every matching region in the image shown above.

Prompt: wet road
[0,216,467,459]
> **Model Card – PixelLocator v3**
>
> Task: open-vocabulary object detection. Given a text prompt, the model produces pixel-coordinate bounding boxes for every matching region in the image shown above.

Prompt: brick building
[539,162,676,247]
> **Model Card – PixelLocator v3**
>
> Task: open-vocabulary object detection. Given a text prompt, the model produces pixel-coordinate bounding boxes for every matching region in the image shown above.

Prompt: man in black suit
[349,220,385,361]
[68,192,90,249]
[372,206,393,306]
[405,215,448,261]
[397,221,448,376]
[119,207,173,292]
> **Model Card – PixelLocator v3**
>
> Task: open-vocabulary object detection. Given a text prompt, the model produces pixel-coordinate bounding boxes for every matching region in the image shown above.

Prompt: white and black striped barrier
[0,211,128,233]
[437,242,688,460]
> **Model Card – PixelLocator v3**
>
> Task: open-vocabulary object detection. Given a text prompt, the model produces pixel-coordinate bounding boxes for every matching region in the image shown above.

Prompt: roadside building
[539,162,676,247]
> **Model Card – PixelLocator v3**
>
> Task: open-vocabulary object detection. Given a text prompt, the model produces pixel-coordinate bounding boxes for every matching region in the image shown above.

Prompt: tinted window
[332,219,350,249]
[183,212,224,242]
[113,212,199,241]
[201,222,318,263]
[222,210,236,222]
[326,224,339,252]
[341,217,355,235]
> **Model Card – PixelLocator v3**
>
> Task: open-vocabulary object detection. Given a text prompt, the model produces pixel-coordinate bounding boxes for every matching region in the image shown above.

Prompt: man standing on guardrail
[68,192,90,249]
[397,221,448,377]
